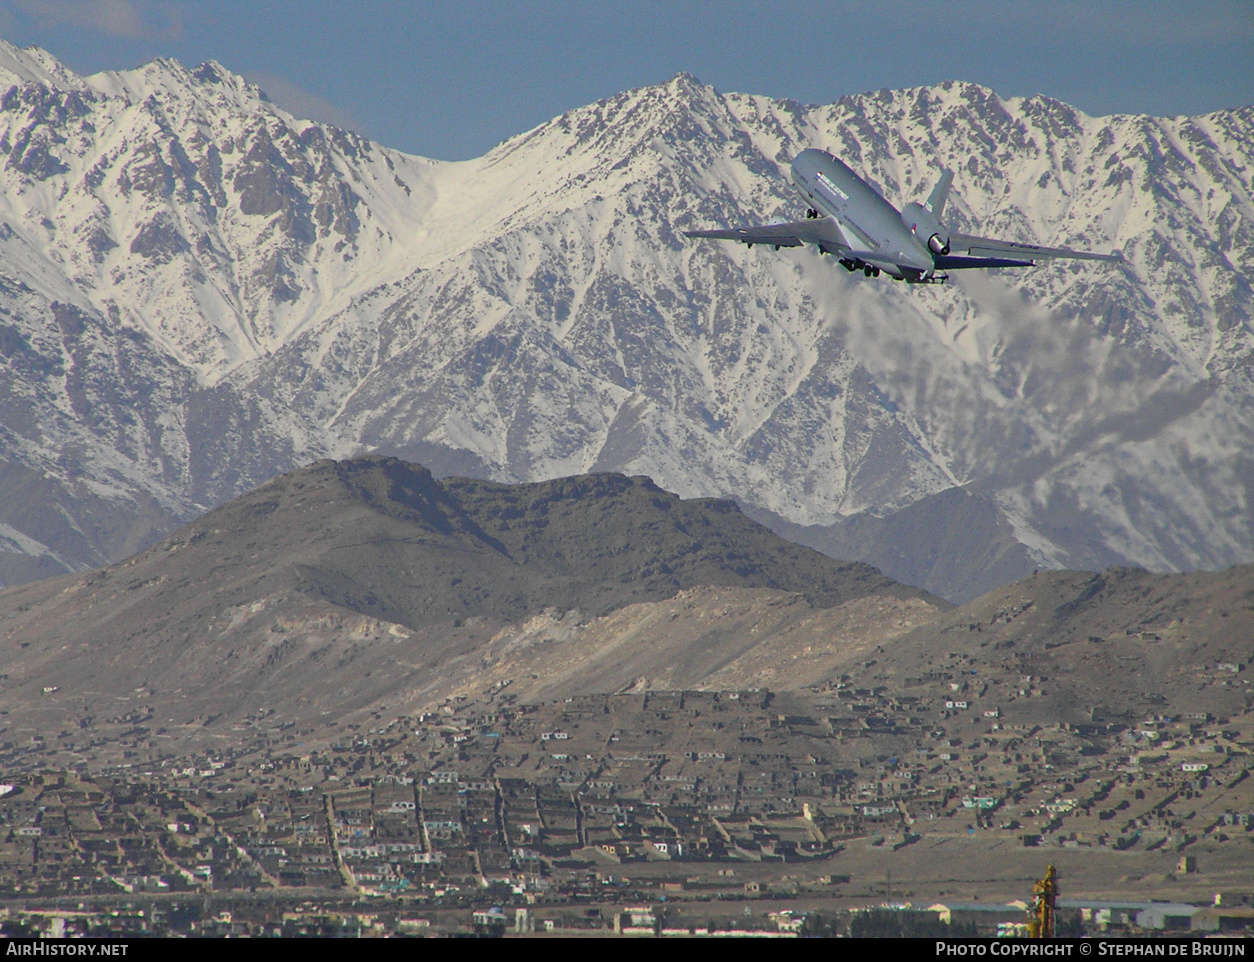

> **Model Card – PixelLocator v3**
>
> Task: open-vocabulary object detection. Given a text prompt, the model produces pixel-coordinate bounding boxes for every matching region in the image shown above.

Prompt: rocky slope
[462,559,1254,722]
[842,563,1254,727]
[1,41,1251,598]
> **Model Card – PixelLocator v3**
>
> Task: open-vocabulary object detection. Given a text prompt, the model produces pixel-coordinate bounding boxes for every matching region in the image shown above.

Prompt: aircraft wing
[685,217,847,249]
[948,232,1122,263]
[933,254,1036,270]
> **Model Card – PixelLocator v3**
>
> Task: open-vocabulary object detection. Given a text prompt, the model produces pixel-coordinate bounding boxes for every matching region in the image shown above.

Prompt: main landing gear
[839,258,879,278]
[805,208,819,219]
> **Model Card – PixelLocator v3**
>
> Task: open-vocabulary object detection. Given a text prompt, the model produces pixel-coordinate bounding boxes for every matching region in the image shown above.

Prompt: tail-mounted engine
[901,201,950,256]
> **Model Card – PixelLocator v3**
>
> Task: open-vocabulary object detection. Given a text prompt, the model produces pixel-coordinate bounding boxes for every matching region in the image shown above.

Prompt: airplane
[684,148,1121,284]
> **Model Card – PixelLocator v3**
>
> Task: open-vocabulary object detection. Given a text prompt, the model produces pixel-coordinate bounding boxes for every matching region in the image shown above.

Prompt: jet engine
[900,202,949,256]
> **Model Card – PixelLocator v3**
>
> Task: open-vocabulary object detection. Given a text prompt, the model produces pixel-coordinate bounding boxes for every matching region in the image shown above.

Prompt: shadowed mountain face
[437,472,924,614]
[0,457,937,754]
[171,455,928,628]
[746,487,1041,604]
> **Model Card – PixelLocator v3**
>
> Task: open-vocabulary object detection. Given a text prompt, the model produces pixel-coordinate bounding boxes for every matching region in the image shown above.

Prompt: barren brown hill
[837,565,1254,725]
[0,456,938,756]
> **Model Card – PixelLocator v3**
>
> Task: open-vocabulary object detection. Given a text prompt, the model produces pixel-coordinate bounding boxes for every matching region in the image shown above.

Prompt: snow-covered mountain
[0,41,1250,597]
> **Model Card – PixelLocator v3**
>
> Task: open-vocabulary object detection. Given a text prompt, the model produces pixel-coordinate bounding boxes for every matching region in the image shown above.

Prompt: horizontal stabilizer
[949,232,1122,263]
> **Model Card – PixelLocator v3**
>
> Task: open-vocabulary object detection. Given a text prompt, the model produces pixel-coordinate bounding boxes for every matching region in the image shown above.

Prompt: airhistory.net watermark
[4,946,128,956]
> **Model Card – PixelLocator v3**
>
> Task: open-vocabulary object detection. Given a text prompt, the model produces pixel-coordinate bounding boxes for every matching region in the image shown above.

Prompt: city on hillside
[2,684,1252,937]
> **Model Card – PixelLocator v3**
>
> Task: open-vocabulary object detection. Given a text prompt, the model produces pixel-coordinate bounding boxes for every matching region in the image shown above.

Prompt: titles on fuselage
[814,171,848,202]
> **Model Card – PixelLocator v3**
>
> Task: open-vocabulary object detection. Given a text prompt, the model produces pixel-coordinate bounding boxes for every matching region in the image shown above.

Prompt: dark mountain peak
[166,455,493,555]
[323,455,445,521]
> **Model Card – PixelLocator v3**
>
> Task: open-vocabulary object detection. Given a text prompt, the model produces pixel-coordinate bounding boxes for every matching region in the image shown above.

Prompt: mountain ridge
[1,42,1251,599]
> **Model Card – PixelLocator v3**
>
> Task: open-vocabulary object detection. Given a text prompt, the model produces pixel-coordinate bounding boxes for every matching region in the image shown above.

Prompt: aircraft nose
[791,151,816,182]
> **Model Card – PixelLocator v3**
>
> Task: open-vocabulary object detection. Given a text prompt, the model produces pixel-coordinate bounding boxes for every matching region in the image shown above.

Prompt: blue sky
[2,0,1251,160]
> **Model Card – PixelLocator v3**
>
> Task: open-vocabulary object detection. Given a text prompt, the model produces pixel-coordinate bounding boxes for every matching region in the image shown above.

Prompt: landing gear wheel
[863,265,874,277]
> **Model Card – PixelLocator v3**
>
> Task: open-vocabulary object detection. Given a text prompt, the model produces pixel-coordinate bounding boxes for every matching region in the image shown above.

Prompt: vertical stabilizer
[925,169,954,219]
